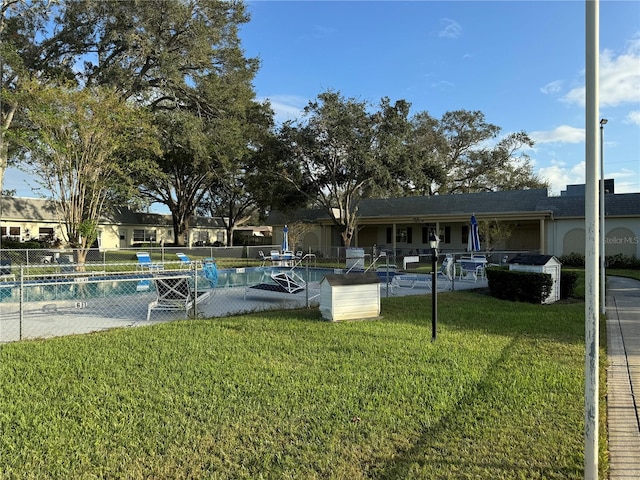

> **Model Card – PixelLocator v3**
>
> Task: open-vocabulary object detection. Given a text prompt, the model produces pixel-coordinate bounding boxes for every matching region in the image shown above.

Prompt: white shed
[508,254,562,304]
[319,272,381,321]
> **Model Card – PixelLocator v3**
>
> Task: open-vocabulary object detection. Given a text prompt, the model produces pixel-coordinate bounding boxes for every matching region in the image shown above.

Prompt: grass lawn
[0,290,608,479]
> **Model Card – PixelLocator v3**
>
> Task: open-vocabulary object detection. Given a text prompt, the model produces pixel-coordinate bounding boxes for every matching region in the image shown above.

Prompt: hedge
[486,267,553,304]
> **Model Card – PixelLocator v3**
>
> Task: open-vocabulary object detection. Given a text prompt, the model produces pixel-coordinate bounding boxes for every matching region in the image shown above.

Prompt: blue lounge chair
[136,252,163,271]
[176,252,191,269]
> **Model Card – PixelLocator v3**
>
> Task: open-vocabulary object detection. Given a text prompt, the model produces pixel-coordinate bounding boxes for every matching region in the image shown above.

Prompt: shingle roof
[0,196,225,227]
[357,189,549,217]
[538,193,640,218]
[267,189,640,224]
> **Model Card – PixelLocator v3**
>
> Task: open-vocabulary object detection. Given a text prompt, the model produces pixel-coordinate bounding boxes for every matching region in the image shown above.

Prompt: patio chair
[458,257,486,282]
[258,250,271,265]
[436,255,454,291]
[147,274,211,321]
[0,259,14,282]
[56,255,76,274]
[175,252,191,269]
[136,252,163,271]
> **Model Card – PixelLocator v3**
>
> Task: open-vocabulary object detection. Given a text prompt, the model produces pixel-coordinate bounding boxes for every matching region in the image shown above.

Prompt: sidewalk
[606,276,640,479]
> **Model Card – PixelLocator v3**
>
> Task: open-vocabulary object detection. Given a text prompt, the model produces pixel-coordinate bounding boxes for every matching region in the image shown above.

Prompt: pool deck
[0,275,487,342]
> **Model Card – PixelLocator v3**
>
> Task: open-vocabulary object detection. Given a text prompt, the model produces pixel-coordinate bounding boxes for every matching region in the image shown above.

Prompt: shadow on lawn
[372,332,583,479]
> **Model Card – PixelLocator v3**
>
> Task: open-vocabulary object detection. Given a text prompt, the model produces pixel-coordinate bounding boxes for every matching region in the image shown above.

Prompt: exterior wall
[1,217,227,250]
[549,217,640,257]
[0,220,65,244]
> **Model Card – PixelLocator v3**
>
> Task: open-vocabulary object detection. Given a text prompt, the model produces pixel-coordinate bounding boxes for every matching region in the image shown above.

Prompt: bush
[486,267,553,304]
[560,252,640,270]
[606,253,640,270]
[560,271,578,299]
[558,252,585,267]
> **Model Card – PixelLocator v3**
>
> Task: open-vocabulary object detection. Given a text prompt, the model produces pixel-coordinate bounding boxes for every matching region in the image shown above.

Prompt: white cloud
[259,95,306,124]
[562,36,640,107]
[530,125,585,144]
[438,18,462,39]
[627,110,640,125]
[605,168,640,194]
[540,80,563,95]
[537,161,586,195]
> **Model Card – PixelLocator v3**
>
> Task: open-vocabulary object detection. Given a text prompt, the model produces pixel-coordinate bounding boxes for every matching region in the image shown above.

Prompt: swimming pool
[0,267,340,303]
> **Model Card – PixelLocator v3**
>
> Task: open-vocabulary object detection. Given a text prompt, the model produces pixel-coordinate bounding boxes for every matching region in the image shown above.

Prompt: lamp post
[600,118,607,315]
[429,231,439,341]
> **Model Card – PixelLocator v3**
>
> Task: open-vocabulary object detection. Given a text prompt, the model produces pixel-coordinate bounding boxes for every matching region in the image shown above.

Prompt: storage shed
[319,272,381,321]
[508,254,562,304]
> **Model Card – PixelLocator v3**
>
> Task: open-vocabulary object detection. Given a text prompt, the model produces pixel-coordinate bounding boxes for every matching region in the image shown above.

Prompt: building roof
[508,254,560,266]
[538,193,640,218]
[0,196,226,228]
[267,188,640,225]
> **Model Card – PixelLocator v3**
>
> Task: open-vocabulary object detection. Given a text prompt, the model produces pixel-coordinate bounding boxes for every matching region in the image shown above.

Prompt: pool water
[0,267,338,303]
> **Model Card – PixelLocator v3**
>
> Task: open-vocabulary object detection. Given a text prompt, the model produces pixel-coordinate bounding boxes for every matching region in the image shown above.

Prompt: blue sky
[4,0,639,200]
[239,0,640,195]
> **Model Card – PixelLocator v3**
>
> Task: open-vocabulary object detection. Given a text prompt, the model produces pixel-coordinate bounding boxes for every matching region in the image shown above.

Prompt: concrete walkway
[606,276,640,479]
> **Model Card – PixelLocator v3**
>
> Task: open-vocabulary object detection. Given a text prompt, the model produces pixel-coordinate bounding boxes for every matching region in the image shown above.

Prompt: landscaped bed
[0,290,607,479]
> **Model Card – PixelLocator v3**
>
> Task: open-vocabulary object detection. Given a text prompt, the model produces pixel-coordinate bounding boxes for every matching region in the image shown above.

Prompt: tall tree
[197,99,275,247]
[435,110,546,194]
[13,82,157,264]
[0,0,62,194]
[44,0,263,245]
[279,90,412,247]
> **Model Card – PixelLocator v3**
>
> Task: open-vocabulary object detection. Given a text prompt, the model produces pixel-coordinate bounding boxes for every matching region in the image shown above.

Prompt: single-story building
[0,196,229,249]
[2,184,638,259]
[266,186,640,260]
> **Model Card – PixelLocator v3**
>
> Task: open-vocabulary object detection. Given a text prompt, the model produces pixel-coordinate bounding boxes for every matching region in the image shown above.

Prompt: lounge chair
[136,252,163,271]
[147,274,211,320]
[244,270,306,299]
[391,274,431,293]
[176,252,192,268]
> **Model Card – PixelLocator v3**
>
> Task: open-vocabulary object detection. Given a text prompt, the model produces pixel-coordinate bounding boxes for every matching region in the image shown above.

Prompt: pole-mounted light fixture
[599,118,607,315]
[429,230,439,341]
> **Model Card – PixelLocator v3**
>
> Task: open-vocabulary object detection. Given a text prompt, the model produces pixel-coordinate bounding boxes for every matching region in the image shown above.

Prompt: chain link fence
[0,246,516,343]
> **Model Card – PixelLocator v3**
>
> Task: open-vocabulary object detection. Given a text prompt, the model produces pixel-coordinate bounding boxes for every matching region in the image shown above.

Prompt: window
[1,226,21,240]
[193,231,209,243]
[443,226,451,244]
[395,227,412,244]
[133,229,157,242]
[462,225,469,244]
[39,227,55,240]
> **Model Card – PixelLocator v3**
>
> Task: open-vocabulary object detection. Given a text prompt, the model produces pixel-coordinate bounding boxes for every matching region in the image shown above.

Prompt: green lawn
[0,291,608,479]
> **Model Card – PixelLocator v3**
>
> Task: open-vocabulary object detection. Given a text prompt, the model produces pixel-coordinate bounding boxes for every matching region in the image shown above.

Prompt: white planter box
[320,272,381,321]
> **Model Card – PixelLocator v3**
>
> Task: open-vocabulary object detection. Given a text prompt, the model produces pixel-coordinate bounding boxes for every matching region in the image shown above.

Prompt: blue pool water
[0,267,339,303]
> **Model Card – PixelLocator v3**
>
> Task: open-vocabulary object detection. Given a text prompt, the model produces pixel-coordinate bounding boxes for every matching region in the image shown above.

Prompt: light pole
[600,118,607,315]
[429,231,439,341]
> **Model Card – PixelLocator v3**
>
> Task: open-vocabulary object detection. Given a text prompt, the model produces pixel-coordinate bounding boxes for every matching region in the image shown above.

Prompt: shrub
[560,271,578,299]
[486,267,553,304]
[558,252,585,267]
[606,253,640,270]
